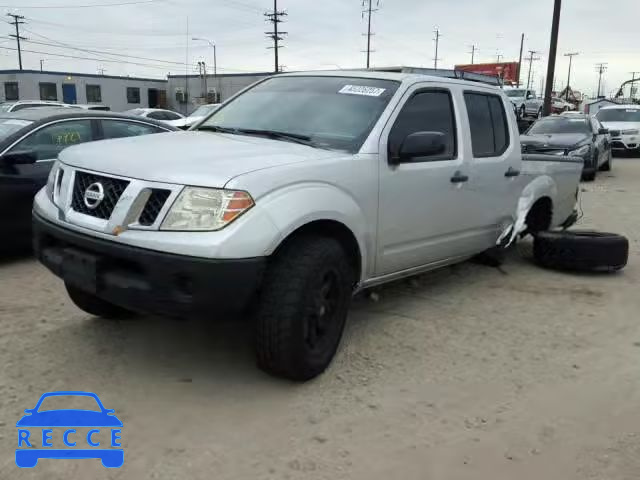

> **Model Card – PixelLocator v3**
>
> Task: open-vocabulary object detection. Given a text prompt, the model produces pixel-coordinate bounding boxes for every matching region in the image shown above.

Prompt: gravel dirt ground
[1,156,639,480]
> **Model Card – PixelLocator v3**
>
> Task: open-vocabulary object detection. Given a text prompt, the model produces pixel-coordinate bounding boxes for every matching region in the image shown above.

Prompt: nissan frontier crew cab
[32,68,583,381]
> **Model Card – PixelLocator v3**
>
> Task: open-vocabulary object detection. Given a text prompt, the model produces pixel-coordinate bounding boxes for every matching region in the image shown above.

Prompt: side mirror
[24,409,33,414]
[598,128,609,135]
[391,131,447,164]
[0,150,38,166]
[527,94,534,99]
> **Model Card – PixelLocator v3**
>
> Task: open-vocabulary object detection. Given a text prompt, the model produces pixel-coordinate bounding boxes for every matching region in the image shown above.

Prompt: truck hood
[520,133,589,149]
[59,131,339,187]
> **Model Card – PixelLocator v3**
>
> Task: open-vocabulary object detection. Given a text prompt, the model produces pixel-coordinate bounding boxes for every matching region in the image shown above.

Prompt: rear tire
[533,230,628,272]
[65,284,134,319]
[254,236,354,381]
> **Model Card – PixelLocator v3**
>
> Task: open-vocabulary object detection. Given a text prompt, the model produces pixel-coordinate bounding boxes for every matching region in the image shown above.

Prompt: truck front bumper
[33,213,266,317]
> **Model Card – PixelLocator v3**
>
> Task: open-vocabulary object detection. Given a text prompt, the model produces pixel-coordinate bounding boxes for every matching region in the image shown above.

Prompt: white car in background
[596,105,640,155]
[167,104,220,129]
[124,108,185,125]
[0,100,70,112]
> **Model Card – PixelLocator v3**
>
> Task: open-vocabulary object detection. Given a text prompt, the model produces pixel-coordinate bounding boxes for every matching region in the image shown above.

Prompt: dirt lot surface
[1,157,639,480]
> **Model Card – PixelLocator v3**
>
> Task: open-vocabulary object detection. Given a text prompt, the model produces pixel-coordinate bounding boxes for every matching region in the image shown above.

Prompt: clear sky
[2,0,638,97]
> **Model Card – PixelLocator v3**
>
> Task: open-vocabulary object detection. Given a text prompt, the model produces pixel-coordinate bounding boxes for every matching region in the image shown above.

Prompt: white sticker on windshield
[339,85,386,97]
[3,119,31,126]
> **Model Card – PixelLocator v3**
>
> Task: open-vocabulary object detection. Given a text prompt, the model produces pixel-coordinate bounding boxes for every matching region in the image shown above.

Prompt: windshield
[198,76,400,152]
[597,108,640,122]
[0,102,15,112]
[189,104,218,118]
[0,118,33,140]
[124,108,145,116]
[528,118,590,135]
[505,89,526,97]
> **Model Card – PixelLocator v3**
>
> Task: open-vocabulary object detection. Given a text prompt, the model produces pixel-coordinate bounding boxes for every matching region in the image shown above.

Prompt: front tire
[65,284,133,319]
[599,150,612,171]
[254,236,354,381]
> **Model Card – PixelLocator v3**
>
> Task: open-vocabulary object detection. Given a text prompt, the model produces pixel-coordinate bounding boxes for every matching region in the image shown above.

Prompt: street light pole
[192,37,217,101]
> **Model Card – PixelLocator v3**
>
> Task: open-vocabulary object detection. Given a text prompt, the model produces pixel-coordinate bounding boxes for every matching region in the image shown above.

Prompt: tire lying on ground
[533,230,628,272]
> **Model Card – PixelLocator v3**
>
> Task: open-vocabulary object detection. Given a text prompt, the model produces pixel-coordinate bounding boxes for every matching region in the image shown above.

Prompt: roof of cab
[599,104,639,110]
[278,68,503,90]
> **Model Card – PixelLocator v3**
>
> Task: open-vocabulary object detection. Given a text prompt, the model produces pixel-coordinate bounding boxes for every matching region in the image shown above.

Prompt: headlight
[161,187,254,231]
[623,129,639,135]
[45,161,61,201]
[568,145,590,157]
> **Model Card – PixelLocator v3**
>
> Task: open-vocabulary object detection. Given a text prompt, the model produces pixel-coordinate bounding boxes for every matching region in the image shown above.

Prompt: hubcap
[304,269,340,351]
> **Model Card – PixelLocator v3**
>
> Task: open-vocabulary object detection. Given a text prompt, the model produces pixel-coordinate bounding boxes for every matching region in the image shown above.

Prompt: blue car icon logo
[16,391,123,468]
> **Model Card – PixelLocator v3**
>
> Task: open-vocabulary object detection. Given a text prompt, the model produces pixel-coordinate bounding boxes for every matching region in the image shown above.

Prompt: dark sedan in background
[0,108,177,247]
[520,114,612,181]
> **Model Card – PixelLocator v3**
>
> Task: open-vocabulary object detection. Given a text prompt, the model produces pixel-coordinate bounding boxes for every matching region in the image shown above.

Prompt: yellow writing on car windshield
[52,131,82,145]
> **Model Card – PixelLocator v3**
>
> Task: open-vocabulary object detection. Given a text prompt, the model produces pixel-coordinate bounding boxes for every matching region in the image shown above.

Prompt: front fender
[258,182,372,280]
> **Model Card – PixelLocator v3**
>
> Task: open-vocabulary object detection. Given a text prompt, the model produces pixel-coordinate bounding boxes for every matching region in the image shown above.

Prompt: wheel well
[273,220,362,279]
[526,197,553,234]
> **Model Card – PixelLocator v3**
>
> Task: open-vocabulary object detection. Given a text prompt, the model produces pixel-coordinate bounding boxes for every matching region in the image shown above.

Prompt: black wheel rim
[304,268,341,353]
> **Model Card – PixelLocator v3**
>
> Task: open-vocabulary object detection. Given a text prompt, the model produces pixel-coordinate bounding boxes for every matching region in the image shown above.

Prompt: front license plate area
[62,248,99,294]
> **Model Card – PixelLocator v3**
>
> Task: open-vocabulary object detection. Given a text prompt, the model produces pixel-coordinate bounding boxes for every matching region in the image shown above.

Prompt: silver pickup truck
[32,68,583,380]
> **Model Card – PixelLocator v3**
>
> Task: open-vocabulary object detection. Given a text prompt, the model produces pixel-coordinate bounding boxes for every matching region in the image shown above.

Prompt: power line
[19,28,187,66]
[264,0,286,73]
[0,0,159,8]
[361,0,379,69]
[433,27,442,69]
[7,13,26,70]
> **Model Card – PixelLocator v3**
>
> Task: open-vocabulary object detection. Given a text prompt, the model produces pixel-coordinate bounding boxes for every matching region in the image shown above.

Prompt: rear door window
[464,92,510,157]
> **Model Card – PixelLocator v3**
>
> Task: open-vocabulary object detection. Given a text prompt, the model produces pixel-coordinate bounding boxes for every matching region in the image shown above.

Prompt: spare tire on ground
[533,230,628,272]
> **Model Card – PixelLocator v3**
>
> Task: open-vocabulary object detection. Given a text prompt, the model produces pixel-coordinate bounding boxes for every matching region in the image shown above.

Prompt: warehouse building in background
[167,72,271,114]
[0,70,273,114]
[0,70,169,111]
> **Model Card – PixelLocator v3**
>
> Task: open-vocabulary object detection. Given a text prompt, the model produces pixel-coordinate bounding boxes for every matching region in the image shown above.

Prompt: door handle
[450,171,469,183]
[504,167,520,178]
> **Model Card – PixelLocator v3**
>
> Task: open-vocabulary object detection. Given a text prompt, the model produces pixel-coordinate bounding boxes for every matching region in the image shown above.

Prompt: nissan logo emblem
[83,182,105,210]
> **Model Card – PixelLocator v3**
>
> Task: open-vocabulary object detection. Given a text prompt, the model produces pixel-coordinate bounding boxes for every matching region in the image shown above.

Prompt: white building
[167,72,272,115]
[0,70,169,112]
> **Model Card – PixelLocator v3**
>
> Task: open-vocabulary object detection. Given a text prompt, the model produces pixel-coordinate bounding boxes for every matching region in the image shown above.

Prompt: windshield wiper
[232,128,320,148]
[196,125,237,134]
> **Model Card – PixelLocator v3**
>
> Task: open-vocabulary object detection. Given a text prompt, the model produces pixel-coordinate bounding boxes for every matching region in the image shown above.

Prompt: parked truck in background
[31,68,583,380]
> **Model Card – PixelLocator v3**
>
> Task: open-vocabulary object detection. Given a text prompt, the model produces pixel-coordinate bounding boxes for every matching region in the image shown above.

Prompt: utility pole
[433,28,442,69]
[7,13,26,71]
[542,0,562,116]
[525,50,540,93]
[361,0,379,68]
[564,52,579,100]
[468,44,477,64]
[516,33,525,87]
[629,71,640,99]
[595,63,608,98]
[40,59,44,72]
[265,0,287,74]
[496,53,504,63]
